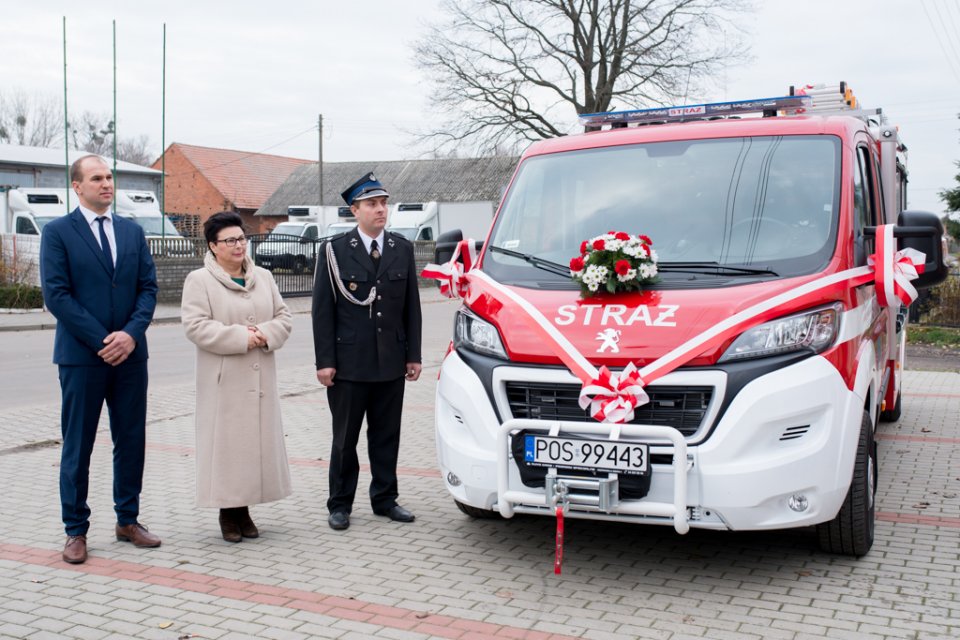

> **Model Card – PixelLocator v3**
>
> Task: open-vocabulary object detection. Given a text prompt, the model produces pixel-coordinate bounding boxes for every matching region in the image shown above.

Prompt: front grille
[504,382,713,436]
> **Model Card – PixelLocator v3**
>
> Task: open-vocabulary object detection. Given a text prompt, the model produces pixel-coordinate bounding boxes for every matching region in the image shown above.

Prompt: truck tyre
[879,390,902,422]
[293,256,306,275]
[817,411,876,556]
[454,499,502,519]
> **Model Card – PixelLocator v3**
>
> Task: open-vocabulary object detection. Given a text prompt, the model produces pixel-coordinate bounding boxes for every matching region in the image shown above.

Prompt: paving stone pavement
[1,297,958,639]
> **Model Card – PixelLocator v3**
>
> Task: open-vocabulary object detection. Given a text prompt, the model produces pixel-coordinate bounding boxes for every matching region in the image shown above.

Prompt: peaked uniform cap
[341,172,389,205]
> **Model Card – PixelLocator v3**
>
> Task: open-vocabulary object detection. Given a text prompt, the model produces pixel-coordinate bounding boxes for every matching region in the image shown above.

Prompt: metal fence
[247,233,319,297]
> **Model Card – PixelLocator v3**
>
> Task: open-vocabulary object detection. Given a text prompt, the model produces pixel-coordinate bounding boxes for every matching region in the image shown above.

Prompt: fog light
[446,472,461,487]
[788,494,809,512]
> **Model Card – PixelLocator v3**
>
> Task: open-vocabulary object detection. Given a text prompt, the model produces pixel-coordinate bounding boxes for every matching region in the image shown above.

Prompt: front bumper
[435,350,862,531]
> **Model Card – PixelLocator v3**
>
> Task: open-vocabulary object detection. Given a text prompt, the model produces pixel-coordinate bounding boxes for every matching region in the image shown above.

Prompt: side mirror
[434,229,485,264]
[896,210,949,289]
[434,229,464,264]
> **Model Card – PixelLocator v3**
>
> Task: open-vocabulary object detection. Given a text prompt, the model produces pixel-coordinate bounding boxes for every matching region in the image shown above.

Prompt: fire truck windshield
[485,135,841,287]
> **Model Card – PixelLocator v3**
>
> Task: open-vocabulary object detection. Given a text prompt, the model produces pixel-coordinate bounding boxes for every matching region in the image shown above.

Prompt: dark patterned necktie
[370,239,381,267]
[96,217,114,273]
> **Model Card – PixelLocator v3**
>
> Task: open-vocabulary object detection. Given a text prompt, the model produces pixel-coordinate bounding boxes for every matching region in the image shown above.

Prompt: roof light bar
[579,95,811,127]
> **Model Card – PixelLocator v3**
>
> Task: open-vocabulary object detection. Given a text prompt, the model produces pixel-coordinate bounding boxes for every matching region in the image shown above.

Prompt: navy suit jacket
[40,209,158,366]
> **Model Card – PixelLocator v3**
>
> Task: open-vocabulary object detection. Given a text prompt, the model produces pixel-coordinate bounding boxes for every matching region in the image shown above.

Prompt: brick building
[152,143,311,235]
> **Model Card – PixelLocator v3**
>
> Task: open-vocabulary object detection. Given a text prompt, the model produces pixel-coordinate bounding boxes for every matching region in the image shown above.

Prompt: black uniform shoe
[376,505,415,523]
[328,511,350,530]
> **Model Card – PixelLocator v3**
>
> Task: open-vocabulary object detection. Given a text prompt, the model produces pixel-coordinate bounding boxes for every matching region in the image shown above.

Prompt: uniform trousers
[58,360,148,535]
[326,376,405,514]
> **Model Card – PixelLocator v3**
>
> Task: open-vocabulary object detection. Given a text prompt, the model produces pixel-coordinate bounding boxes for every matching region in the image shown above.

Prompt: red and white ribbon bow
[578,363,649,424]
[420,238,479,299]
[870,224,926,308]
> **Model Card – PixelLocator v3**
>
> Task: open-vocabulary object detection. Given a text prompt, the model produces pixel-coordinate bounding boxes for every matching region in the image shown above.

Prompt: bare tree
[69,112,155,166]
[116,135,156,166]
[0,89,155,166]
[0,90,65,147]
[416,0,751,154]
[70,111,116,156]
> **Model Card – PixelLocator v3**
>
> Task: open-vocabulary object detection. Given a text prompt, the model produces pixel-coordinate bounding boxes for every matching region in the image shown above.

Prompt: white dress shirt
[78,205,117,265]
[357,228,385,259]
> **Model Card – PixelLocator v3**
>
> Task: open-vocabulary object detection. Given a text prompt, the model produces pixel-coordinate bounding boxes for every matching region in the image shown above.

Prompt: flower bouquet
[569,231,658,297]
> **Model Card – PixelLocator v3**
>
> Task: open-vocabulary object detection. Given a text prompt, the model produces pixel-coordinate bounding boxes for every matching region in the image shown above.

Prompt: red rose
[592,239,606,251]
[580,240,588,254]
[639,234,653,245]
[615,259,631,276]
[569,256,585,272]
[615,232,630,241]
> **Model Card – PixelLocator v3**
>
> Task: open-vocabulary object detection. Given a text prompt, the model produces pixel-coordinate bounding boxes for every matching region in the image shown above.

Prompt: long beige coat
[181,253,293,508]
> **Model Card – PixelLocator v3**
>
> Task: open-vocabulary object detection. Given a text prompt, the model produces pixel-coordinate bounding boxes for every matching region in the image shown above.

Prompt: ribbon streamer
[421,227,926,426]
[871,224,926,308]
[420,239,478,299]
[554,506,564,575]
[578,363,649,423]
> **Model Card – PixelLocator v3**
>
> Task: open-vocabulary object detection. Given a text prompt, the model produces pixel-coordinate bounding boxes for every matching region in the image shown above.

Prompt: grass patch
[907,325,960,349]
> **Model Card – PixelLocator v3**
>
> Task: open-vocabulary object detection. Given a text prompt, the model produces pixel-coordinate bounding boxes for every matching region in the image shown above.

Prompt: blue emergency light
[579,95,812,128]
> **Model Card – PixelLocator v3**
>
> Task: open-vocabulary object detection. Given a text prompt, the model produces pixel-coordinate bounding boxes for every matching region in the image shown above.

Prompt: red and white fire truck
[430,83,948,556]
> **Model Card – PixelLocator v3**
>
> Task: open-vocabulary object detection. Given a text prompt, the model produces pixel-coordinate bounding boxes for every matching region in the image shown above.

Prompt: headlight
[719,303,842,363]
[454,307,507,359]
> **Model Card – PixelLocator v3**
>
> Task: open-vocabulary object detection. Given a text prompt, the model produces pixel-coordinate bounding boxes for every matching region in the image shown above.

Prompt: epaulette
[387,230,411,243]
[322,232,349,244]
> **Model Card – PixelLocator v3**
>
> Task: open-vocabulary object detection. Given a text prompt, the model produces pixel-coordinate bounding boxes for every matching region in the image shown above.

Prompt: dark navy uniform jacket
[312,228,422,382]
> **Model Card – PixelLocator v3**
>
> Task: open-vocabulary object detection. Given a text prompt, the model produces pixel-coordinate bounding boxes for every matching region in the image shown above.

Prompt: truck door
[853,141,889,385]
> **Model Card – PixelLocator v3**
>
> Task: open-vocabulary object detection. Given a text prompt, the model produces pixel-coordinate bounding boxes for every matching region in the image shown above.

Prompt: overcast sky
[2,0,958,215]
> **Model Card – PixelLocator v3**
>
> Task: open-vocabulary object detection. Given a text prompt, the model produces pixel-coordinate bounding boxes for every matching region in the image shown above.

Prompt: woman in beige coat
[181,212,293,542]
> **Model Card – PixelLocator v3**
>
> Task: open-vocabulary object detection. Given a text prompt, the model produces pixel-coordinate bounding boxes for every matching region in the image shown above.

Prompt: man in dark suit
[312,172,423,531]
[40,155,161,564]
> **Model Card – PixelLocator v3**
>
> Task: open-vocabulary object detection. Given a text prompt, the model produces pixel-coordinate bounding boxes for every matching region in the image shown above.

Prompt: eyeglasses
[214,236,248,247]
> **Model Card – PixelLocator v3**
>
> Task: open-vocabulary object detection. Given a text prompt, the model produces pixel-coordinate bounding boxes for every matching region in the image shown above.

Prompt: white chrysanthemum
[603,238,624,251]
[587,281,600,292]
[638,264,658,279]
[584,264,608,281]
[616,268,637,283]
[623,243,646,258]
[648,248,659,262]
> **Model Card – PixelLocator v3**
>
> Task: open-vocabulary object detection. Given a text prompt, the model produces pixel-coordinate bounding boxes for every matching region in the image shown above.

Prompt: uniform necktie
[96,217,114,272]
[370,239,381,268]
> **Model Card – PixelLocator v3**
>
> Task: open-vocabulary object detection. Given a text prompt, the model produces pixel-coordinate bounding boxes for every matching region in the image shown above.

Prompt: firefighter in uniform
[311,172,423,531]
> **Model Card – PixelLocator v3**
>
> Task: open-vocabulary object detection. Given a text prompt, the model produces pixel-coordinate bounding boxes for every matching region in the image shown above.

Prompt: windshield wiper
[487,245,570,277]
[658,261,779,277]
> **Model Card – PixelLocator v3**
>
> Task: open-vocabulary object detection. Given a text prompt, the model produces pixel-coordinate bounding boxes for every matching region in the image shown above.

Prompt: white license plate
[523,435,649,475]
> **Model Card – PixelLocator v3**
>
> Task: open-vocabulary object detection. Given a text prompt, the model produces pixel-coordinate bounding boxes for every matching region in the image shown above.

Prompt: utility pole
[318,114,324,210]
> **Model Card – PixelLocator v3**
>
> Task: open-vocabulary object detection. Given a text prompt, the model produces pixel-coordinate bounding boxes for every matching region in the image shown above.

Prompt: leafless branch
[414,0,751,155]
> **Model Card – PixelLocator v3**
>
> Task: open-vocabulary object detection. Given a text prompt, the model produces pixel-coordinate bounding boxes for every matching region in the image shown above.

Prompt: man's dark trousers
[326,377,405,514]
[59,359,148,536]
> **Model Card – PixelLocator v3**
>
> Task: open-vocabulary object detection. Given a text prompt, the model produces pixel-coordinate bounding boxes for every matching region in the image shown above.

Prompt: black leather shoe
[328,511,350,530]
[377,505,415,523]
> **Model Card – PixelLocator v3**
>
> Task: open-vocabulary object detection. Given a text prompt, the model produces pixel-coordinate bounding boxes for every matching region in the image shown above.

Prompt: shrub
[0,284,43,309]
[919,274,960,328]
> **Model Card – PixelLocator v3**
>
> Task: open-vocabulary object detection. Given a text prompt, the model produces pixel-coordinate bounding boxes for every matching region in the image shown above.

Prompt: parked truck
[388,201,496,242]
[2,188,69,236]
[431,83,948,557]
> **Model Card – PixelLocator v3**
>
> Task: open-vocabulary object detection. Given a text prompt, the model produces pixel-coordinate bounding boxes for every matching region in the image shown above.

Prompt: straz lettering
[554,304,679,327]
[669,105,706,116]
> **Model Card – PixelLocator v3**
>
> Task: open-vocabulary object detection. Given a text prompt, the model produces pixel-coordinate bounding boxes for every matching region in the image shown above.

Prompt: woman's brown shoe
[218,509,242,543]
[236,506,259,539]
